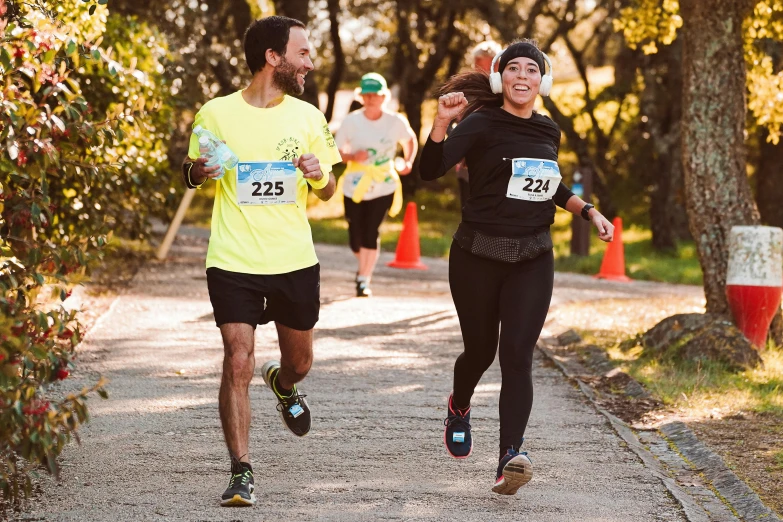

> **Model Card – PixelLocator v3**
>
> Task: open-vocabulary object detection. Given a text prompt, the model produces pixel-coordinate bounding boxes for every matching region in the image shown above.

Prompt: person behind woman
[419,40,614,495]
[335,73,418,297]
[453,40,502,208]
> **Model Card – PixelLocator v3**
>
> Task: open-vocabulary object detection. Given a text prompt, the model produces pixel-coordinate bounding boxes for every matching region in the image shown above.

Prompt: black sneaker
[492,446,533,495]
[261,360,311,437]
[443,394,472,459]
[356,280,372,297]
[221,457,255,507]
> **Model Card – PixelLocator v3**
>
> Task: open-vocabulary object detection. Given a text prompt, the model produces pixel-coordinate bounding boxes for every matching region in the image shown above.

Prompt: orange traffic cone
[594,217,631,282]
[387,202,428,270]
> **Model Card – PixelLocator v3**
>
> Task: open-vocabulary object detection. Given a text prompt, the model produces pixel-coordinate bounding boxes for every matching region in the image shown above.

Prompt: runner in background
[453,41,502,208]
[334,73,418,297]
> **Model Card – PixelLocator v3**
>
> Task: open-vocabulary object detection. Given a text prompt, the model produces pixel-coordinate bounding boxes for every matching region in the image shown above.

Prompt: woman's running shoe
[443,394,473,458]
[356,280,372,297]
[492,448,533,495]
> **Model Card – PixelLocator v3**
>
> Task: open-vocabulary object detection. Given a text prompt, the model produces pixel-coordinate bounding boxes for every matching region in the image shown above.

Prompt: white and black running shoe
[492,447,533,495]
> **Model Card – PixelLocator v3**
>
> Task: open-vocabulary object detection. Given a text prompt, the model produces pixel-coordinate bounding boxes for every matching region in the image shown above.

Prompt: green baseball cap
[359,73,388,94]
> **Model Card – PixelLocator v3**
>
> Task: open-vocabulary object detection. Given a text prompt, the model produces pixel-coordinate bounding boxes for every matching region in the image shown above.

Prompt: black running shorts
[206,264,320,331]
[343,193,394,252]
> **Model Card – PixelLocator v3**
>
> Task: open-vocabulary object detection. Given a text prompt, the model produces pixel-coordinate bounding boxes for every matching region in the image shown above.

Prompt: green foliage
[745,1,783,144]
[0,0,173,504]
[550,215,703,285]
[614,0,682,54]
[615,0,783,143]
[72,14,176,238]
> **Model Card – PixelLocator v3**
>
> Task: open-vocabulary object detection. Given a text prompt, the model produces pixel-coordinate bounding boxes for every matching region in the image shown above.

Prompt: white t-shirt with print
[335,110,414,201]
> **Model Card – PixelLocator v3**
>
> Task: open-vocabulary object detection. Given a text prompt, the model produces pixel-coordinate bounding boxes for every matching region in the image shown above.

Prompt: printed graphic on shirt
[322,123,336,149]
[276,137,302,161]
[370,136,396,167]
[506,158,562,202]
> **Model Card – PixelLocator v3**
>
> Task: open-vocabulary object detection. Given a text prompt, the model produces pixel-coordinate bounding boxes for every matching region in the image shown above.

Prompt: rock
[624,379,650,399]
[582,344,615,374]
[642,313,763,371]
[557,329,582,346]
[680,326,763,371]
[642,313,720,353]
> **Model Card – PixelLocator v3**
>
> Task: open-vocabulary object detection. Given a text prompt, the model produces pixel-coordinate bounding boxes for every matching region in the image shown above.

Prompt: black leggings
[343,194,394,253]
[448,240,554,456]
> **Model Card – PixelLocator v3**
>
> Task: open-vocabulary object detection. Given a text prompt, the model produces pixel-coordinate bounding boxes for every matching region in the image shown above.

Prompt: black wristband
[581,203,594,221]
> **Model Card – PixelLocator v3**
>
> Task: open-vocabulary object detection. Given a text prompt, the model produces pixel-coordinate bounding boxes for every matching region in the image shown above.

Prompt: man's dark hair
[243,16,306,74]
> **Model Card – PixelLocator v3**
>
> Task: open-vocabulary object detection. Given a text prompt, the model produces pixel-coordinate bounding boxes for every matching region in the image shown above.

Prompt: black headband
[498,42,546,75]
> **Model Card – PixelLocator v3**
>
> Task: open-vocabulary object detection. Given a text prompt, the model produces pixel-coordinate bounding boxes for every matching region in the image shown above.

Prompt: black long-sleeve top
[420,106,574,237]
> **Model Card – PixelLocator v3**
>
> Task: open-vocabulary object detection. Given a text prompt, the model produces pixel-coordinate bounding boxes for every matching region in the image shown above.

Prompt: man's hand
[183,143,224,186]
[189,157,223,184]
[294,153,323,181]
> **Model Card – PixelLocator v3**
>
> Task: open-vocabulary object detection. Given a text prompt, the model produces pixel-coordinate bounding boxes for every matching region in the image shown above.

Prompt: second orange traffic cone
[594,216,631,282]
[387,202,427,270]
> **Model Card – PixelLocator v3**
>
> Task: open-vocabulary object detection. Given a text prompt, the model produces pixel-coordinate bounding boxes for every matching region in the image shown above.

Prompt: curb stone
[538,338,739,522]
[660,422,780,522]
[540,328,780,521]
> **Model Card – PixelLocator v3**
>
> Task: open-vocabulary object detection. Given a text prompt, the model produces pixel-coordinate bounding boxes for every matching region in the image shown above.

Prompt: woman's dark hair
[436,39,543,120]
[436,70,500,120]
[243,16,306,74]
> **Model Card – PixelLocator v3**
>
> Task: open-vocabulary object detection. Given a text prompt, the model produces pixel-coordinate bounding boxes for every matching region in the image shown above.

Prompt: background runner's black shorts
[206,264,320,331]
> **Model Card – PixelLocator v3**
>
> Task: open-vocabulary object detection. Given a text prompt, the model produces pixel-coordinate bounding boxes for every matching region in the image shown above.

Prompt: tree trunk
[641,41,690,251]
[755,128,783,345]
[392,0,460,194]
[323,0,344,122]
[756,129,783,228]
[680,0,759,315]
[274,0,320,108]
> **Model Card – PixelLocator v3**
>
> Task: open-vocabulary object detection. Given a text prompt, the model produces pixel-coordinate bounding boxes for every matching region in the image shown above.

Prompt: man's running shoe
[221,457,255,507]
[492,447,533,495]
[261,360,311,437]
[443,394,472,459]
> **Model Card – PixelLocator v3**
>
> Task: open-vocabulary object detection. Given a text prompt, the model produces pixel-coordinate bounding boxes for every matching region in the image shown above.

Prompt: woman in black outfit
[419,40,614,495]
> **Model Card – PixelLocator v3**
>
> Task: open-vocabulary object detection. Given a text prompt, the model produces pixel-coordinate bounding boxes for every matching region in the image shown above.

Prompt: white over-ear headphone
[489,48,554,97]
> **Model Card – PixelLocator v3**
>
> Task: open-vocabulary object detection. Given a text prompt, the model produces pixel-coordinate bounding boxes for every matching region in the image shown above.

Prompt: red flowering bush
[1,0,173,504]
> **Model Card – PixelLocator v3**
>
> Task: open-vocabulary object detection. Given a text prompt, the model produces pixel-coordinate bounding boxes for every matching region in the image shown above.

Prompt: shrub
[0,0,173,504]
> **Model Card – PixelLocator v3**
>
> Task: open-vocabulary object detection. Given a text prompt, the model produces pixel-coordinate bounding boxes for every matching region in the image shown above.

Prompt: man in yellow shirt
[182,15,341,507]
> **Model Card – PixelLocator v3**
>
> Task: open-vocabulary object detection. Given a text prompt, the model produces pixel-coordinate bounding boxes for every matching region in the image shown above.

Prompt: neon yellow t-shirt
[188,91,342,275]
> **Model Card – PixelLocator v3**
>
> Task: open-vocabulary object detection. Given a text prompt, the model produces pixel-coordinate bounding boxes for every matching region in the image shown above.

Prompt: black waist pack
[453,223,553,263]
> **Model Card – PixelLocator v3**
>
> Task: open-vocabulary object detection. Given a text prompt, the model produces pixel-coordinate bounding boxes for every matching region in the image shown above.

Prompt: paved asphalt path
[17,231,700,521]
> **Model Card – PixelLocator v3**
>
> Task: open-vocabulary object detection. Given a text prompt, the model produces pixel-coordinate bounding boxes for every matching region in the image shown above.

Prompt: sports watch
[581,203,595,221]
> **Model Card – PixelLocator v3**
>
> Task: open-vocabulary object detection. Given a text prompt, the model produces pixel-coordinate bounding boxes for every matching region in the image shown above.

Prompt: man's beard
[273,57,304,96]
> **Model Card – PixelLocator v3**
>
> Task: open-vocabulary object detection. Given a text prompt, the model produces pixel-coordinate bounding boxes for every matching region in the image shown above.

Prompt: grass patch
[310,195,703,284]
[772,450,783,471]
[309,191,460,259]
[585,329,783,417]
[183,175,702,285]
[550,212,702,285]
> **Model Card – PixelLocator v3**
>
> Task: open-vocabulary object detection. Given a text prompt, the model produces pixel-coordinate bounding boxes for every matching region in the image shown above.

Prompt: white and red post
[726,226,783,349]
